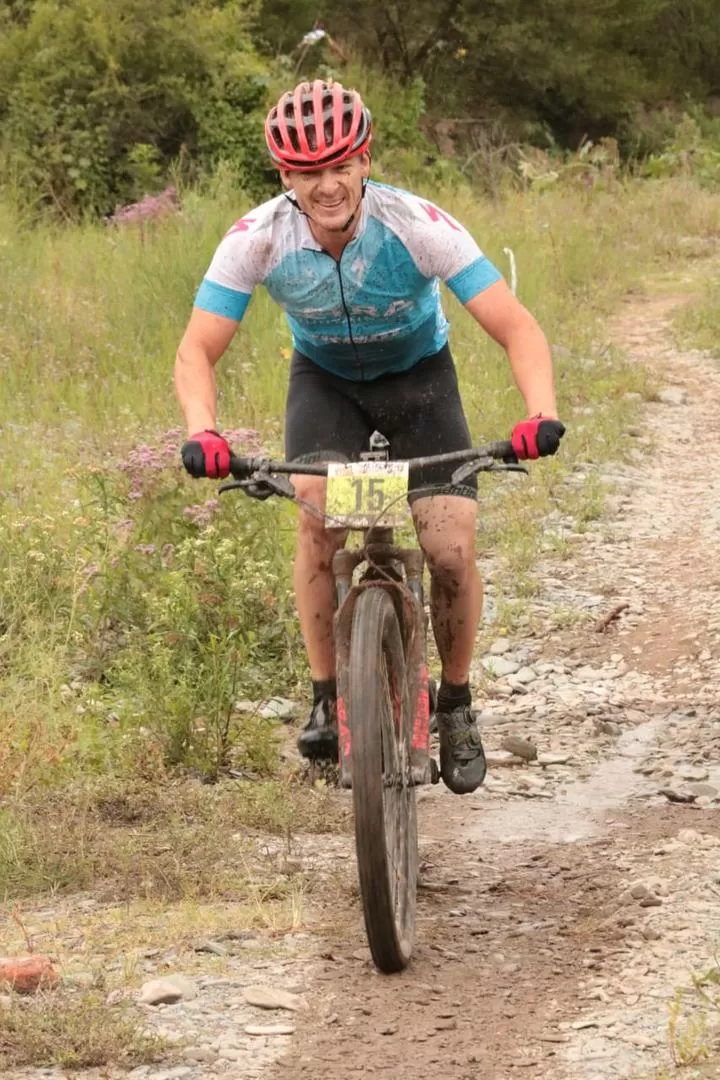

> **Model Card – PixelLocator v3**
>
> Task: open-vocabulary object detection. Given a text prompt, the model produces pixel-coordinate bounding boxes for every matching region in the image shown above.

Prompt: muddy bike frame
[220,432,523,971]
[221,432,522,785]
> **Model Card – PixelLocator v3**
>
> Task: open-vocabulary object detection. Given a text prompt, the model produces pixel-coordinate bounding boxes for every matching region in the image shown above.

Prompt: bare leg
[292,476,347,679]
[412,494,486,794]
[411,494,482,682]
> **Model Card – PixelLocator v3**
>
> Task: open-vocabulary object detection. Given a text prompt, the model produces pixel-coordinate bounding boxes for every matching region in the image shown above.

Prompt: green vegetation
[0,777,345,901]
[675,276,720,356]
[256,0,720,149]
[0,992,166,1071]
[2,0,720,215]
[0,0,274,216]
[639,958,720,1078]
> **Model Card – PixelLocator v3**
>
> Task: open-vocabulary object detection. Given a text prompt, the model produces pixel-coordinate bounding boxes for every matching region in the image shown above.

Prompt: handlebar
[227,441,517,481]
[219,441,523,499]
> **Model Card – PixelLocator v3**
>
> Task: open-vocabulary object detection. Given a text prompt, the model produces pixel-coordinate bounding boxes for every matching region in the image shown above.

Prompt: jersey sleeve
[394,194,503,303]
[193,212,271,322]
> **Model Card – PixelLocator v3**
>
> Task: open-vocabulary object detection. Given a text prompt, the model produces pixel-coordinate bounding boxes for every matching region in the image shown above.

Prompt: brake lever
[261,473,296,498]
[218,472,296,498]
[451,458,529,486]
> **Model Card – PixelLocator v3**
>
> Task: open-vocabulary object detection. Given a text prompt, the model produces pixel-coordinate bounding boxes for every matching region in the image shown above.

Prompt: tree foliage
[258,0,720,145]
[0,0,272,216]
[1,0,719,216]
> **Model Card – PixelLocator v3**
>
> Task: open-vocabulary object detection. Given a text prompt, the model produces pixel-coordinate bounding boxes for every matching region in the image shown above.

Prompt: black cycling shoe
[436,705,487,795]
[297,696,339,761]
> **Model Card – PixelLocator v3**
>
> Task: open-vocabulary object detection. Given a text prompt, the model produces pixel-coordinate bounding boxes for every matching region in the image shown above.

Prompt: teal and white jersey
[194,181,502,381]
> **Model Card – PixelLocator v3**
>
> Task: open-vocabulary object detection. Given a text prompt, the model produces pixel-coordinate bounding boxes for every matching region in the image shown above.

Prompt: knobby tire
[349,587,418,973]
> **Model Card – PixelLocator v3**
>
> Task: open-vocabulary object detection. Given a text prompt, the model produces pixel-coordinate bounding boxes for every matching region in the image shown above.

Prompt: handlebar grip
[228,454,255,480]
[486,439,516,462]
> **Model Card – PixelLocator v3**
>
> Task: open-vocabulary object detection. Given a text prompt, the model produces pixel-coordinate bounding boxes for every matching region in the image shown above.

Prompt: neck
[309,215,358,259]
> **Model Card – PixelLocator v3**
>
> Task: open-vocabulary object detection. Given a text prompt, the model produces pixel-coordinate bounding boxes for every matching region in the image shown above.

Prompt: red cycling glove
[511,415,566,461]
[181,430,231,479]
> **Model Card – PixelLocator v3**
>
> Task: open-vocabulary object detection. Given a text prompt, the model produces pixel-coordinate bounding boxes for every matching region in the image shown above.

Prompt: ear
[279,170,293,190]
[359,152,371,178]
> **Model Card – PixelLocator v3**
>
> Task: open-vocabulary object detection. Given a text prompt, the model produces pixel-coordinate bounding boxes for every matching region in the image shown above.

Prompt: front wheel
[349,587,418,973]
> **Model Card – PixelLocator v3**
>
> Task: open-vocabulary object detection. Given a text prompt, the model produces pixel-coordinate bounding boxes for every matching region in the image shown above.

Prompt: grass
[674,270,720,358]
[636,956,720,1079]
[666,960,720,1072]
[0,775,349,902]
[0,775,349,1071]
[0,990,167,1071]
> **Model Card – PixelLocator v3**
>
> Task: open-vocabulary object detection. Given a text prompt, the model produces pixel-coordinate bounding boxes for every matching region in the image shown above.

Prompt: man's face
[281,154,370,232]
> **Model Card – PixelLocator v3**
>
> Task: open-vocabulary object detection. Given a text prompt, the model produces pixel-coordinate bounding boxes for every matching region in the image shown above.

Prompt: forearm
[175,344,219,434]
[505,317,558,418]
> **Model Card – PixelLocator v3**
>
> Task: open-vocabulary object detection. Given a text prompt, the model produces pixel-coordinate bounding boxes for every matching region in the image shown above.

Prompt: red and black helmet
[265,80,372,171]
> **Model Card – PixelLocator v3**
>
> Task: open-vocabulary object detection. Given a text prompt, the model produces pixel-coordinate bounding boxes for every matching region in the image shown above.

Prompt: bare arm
[175,308,240,433]
[464,280,558,418]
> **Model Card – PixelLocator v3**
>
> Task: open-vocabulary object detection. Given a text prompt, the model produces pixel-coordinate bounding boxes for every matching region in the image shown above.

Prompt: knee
[424,537,476,587]
[293,479,346,562]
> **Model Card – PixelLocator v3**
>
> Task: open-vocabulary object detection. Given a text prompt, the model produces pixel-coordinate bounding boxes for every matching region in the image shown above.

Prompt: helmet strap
[339,179,368,232]
[283,192,308,217]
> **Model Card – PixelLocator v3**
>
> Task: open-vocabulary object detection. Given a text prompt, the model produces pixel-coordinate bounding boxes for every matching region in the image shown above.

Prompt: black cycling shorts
[284,345,477,503]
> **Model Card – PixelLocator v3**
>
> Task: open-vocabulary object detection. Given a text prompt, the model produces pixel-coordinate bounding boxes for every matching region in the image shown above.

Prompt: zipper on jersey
[320,248,365,381]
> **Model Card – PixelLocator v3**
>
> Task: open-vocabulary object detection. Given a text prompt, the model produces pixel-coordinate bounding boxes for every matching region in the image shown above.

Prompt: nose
[315,169,341,196]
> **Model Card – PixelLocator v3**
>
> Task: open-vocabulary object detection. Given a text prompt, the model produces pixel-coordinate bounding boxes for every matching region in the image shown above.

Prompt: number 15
[352,477,385,512]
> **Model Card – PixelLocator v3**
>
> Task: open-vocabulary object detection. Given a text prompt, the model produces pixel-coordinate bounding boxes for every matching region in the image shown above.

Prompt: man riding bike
[175,79,565,796]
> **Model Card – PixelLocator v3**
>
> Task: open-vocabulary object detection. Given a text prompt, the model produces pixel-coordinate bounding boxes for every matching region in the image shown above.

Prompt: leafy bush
[640,111,720,187]
[0,0,274,216]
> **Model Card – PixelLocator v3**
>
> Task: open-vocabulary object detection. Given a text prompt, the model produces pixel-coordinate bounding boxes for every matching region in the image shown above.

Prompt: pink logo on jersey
[225,216,256,237]
[421,203,461,232]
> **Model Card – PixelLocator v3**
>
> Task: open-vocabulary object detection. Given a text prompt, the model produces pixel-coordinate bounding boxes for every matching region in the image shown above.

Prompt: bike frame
[222,431,521,784]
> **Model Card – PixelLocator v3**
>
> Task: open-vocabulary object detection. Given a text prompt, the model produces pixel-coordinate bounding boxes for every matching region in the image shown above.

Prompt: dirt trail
[265,292,720,1080]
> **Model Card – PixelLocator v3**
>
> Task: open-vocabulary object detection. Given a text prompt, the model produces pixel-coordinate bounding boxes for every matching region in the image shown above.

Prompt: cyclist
[176,79,565,796]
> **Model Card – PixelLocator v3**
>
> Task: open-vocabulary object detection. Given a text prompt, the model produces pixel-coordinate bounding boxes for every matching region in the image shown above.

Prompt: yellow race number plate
[325,461,410,528]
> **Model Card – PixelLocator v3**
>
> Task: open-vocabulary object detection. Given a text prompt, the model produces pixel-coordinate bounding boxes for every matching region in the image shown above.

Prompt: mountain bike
[220,432,522,973]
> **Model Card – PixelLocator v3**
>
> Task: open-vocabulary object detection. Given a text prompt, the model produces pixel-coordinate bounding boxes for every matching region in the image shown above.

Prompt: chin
[314,209,348,230]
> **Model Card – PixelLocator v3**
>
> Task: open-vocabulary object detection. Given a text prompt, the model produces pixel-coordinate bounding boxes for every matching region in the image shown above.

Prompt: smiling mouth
[315,200,345,210]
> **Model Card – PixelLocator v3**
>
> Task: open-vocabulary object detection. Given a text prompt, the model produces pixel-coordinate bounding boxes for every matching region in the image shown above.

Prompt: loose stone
[138,976,197,1005]
[243,986,303,1011]
[500,736,538,761]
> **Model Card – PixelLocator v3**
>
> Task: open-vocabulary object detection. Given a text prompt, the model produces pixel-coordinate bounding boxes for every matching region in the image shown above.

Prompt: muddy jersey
[194,180,502,380]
